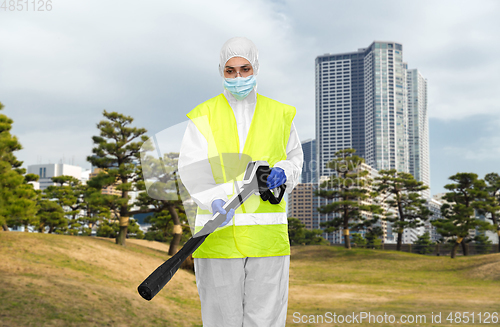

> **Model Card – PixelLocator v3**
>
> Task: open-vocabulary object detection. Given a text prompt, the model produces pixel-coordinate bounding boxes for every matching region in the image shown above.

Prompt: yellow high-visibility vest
[186,93,296,258]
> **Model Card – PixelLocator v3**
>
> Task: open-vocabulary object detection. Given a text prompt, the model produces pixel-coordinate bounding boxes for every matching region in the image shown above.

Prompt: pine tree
[6,184,40,231]
[315,148,384,249]
[87,110,148,246]
[287,217,328,245]
[474,233,492,255]
[365,226,383,249]
[36,199,67,233]
[432,173,495,258]
[287,217,306,245]
[134,151,187,255]
[413,232,434,255]
[80,185,111,236]
[480,173,500,252]
[0,102,38,231]
[43,176,83,234]
[351,233,367,248]
[87,174,125,238]
[144,210,190,245]
[374,169,432,251]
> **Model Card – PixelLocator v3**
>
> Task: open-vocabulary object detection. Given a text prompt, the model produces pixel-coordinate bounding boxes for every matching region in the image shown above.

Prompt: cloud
[429,114,500,194]
[443,136,500,161]
[1,0,500,196]
[1,0,305,168]
[278,0,500,121]
[15,127,96,170]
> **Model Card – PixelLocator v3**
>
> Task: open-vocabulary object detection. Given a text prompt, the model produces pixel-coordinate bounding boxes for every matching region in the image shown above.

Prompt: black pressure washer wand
[137,161,286,301]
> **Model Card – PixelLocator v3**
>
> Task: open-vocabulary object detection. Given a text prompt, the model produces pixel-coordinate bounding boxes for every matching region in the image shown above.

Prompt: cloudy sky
[1,0,499,196]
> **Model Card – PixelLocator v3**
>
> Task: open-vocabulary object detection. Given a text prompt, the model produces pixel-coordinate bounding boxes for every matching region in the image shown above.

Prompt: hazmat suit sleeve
[178,120,229,213]
[273,121,304,194]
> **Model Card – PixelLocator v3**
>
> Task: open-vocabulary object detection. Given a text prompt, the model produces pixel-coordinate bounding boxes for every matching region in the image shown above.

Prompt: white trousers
[194,255,290,327]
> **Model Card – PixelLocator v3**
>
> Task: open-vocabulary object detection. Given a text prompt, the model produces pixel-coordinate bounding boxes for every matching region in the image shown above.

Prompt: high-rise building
[424,197,444,243]
[407,69,431,199]
[315,41,430,193]
[313,41,431,245]
[315,46,370,178]
[287,183,314,230]
[313,41,430,243]
[301,139,317,183]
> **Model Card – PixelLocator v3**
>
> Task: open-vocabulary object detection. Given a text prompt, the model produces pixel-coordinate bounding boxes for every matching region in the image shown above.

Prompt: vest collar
[223,88,257,107]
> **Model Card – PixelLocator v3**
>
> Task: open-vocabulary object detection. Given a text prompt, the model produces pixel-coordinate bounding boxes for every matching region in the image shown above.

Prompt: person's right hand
[211,199,235,227]
[267,167,287,189]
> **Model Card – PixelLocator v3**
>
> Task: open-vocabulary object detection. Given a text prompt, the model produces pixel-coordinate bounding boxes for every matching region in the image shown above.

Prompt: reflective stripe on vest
[195,213,287,227]
[186,93,296,258]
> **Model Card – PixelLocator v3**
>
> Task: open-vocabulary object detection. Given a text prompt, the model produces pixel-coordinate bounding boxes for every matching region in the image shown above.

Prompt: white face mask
[223,75,257,100]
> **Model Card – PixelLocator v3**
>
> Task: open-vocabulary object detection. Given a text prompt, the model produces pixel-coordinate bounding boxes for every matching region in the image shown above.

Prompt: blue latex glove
[211,199,235,227]
[266,167,287,189]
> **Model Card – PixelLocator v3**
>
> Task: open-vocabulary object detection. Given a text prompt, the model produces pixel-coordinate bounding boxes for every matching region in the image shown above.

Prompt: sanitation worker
[178,36,303,327]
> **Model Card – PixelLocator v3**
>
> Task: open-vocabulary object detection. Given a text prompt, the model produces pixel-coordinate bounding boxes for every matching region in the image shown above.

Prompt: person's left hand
[266,167,287,189]
[211,199,235,227]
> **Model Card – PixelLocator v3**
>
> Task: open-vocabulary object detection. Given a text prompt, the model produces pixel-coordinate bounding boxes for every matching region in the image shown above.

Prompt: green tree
[37,199,67,233]
[413,232,434,255]
[0,166,22,230]
[144,212,170,242]
[432,173,495,259]
[80,186,112,236]
[288,217,306,245]
[134,152,187,255]
[374,169,432,251]
[86,176,126,239]
[96,219,118,238]
[87,112,187,250]
[144,210,190,244]
[43,176,85,234]
[303,229,329,245]
[365,226,383,249]
[474,233,492,255]
[127,218,144,239]
[87,110,148,246]
[287,217,328,245]
[0,102,38,231]
[6,184,40,231]
[350,233,367,248]
[480,173,500,252]
[315,149,384,249]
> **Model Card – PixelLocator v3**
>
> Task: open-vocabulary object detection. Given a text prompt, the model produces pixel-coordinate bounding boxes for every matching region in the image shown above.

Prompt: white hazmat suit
[178,37,303,327]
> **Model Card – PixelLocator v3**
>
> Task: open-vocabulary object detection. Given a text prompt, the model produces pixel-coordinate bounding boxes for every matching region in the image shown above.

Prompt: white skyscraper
[315,41,430,195]
[407,69,431,199]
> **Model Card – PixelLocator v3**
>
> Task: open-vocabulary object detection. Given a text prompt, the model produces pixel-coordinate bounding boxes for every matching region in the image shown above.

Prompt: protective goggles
[224,64,253,78]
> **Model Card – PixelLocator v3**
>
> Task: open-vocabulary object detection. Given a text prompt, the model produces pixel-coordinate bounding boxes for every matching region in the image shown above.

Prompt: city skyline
[2,0,500,196]
[315,41,430,197]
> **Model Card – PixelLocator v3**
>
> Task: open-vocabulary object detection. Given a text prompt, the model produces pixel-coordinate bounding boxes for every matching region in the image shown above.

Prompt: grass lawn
[288,245,500,326]
[1,232,499,326]
[0,232,202,327]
